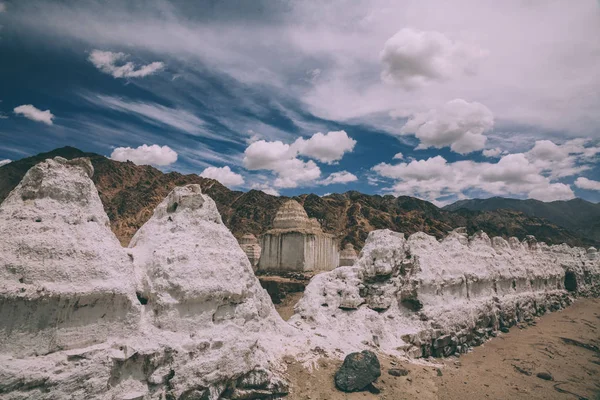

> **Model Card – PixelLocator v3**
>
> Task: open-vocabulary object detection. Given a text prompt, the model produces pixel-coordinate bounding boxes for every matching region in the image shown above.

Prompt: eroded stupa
[258,200,339,272]
[239,233,261,270]
[338,243,358,267]
[0,157,140,357]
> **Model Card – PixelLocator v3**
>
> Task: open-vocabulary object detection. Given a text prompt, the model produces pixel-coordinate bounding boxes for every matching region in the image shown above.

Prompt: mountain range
[444,197,600,244]
[0,146,597,249]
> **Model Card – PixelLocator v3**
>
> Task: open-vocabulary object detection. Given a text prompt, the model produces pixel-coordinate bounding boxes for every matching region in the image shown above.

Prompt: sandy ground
[283,298,600,400]
[277,292,305,321]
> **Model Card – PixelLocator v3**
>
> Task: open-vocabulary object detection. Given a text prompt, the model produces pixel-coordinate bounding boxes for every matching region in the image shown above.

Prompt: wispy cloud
[88,50,164,78]
[81,94,235,142]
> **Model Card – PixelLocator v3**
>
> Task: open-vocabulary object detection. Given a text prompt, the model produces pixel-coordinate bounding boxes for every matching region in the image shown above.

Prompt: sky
[1,0,599,204]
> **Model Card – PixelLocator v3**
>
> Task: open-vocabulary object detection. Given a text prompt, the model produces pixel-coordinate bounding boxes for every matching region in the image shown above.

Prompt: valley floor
[284,298,600,400]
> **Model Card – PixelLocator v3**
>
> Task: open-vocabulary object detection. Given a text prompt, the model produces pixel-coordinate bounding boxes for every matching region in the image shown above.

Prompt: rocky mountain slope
[0,146,596,248]
[445,197,600,243]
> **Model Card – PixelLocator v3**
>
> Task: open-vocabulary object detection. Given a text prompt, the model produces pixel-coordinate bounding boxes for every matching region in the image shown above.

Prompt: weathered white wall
[258,232,339,272]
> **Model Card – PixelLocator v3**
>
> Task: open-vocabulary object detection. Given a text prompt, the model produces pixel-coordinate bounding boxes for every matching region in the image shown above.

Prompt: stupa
[239,233,262,270]
[258,200,339,272]
[339,243,359,266]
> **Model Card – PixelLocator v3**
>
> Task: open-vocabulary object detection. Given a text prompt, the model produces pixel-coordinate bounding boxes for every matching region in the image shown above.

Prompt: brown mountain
[0,146,596,249]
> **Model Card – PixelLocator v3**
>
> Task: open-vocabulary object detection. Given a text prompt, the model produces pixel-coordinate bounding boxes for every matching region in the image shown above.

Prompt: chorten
[339,243,359,266]
[258,200,339,272]
[239,233,262,270]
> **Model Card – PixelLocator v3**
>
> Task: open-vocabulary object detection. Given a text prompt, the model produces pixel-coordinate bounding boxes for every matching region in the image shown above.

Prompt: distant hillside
[445,197,600,243]
[1,147,596,249]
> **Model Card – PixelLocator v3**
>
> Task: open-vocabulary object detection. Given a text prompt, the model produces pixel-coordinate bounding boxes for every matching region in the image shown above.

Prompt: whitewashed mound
[0,162,292,400]
[0,157,140,357]
[291,228,600,358]
[129,184,279,333]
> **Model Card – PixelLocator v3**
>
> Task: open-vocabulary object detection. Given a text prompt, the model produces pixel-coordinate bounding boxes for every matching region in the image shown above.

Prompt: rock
[334,350,381,392]
[536,372,553,381]
[366,382,381,394]
[500,327,510,333]
[388,368,409,377]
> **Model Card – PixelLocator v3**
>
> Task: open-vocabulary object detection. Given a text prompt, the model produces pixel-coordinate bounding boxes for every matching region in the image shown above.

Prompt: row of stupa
[239,200,358,272]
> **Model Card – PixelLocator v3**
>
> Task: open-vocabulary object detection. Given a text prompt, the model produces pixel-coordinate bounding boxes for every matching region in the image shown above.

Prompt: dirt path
[284,298,600,399]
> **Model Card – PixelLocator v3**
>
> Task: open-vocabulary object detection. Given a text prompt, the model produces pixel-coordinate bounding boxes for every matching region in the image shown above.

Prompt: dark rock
[334,350,381,392]
[536,372,553,381]
[500,327,510,333]
[434,335,452,349]
[388,368,409,377]
[366,383,381,394]
[178,388,207,400]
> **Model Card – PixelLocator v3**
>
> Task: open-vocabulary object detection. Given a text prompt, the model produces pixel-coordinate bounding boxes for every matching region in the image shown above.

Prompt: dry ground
[283,298,600,400]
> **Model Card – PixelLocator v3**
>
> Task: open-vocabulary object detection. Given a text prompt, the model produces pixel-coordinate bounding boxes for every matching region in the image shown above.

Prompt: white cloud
[13,105,55,125]
[110,144,177,166]
[89,50,164,78]
[200,165,244,187]
[393,152,404,160]
[11,1,600,139]
[244,140,293,170]
[575,177,600,191]
[273,159,321,189]
[525,139,600,179]
[380,28,486,89]
[528,183,575,202]
[319,171,358,185]
[243,131,356,188]
[292,130,356,164]
[372,142,580,203]
[0,159,11,167]
[399,99,494,154]
[482,148,502,158]
[250,183,280,196]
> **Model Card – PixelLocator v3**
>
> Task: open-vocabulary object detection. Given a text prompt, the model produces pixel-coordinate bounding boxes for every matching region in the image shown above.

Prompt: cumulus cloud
[88,50,164,78]
[13,104,55,125]
[244,140,292,170]
[525,139,600,179]
[482,148,502,158]
[380,28,486,89]
[110,144,177,166]
[0,159,12,167]
[528,183,575,202]
[399,99,494,154]
[319,171,358,185]
[372,140,585,203]
[393,152,404,160]
[243,131,356,188]
[200,165,244,187]
[292,130,356,164]
[575,177,600,191]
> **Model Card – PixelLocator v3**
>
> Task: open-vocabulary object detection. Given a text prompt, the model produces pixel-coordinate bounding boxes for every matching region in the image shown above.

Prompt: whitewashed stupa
[258,200,339,272]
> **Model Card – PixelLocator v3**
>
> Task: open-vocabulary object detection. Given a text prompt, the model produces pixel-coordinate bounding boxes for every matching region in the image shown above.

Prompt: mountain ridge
[444,197,600,243]
[1,146,596,249]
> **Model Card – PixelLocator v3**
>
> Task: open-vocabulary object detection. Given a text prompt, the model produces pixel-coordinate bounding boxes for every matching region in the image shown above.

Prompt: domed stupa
[258,200,339,272]
[339,243,359,267]
[239,233,262,270]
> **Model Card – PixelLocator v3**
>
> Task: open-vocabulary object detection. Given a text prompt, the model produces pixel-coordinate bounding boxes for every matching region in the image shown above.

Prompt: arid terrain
[285,298,600,400]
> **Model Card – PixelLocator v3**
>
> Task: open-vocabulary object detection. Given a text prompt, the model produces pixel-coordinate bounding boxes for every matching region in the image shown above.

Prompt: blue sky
[1,0,599,204]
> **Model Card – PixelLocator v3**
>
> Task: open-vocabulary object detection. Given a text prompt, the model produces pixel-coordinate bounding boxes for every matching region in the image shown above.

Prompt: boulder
[334,350,381,392]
